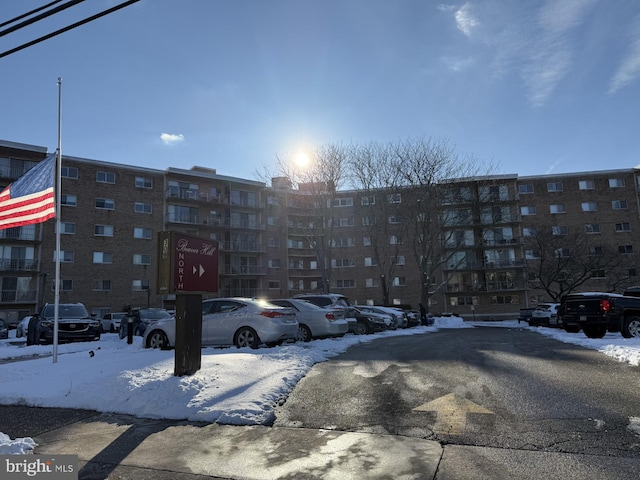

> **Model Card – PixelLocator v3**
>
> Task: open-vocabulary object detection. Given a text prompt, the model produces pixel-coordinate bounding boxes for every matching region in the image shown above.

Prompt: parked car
[15,315,32,338]
[358,305,410,329]
[27,303,100,345]
[293,294,357,332]
[101,312,126,333]
[347,307,387,335]
[270,298,349,341]
[560,291,640,338]
[143,298,298,349]
[518,307,536,324]
[119,308,173,339]
[529,303,561,327]
[0,319,8,340]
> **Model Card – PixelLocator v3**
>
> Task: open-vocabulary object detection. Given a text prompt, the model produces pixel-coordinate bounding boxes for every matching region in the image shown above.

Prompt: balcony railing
[1,290,37,303]
[222,266,267,275]
[165,188,227,204]
[222,241,266,253]
[0,259,39,271]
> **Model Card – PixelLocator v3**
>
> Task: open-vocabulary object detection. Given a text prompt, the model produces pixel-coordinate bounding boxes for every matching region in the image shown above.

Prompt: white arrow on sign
[413,393,493,435]
[192,264,205,277]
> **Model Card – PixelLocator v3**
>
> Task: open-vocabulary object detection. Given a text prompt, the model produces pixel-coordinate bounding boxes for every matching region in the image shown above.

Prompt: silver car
[357,305,409,329]
[270,298,349,342]
[143,298,298,349]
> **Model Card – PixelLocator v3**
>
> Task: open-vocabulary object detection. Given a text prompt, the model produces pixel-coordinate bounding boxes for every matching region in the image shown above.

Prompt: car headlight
[40,321,53,328]
[90,320,100,327]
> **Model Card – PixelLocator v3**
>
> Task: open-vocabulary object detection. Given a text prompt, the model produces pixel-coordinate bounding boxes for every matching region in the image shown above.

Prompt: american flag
[0,153,56,230]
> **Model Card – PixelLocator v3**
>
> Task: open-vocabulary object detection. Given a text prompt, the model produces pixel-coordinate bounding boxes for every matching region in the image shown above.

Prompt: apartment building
[1,139,638,324]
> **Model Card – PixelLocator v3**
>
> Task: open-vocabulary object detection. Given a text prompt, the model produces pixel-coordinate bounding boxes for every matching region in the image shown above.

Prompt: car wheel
[621,316,640,338]
[235,327,259,349]
[297,324,313,342]
[353,321,367,335]
[146,330,169,349]
[583,324,607,339]
[109,324,116,333]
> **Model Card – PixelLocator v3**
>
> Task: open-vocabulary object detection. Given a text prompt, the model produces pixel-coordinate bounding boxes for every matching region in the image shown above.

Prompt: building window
[581,202,598,212]
[588,246,603,256]
[365,278,380,288]
[520,206,536,216]
[364,257,378,267]
[339,217,355,227]
[388,193,401,204]
[96,171,116,184]
[93,252,112,264]
[53,279,73,291]
[268,259,280,268]
[133,254,151,265]
[267,216,278,226]
[547,182,563,192]
[132,279,150,291]
[584,223,600,234]
[392,255,405,266]
[392,276,406,286]
[134,227,152,239]
[268,280,280,289]
[388,215,401,224]
[550,204,565,214]
[523,227,537,237]
[363,236,372,246]
[525,250,540,259]
[579,179,595,190]
[60,222,76,234]
[552,226,568,236]
[92,280,112,291]
[287,238,304,249]
[61,194,77,206]
[362,216,372,226]
[135,176,153,188]
[134,202,152,214]
[331,258,355,267]
[489,295,519,305]
[609,178,625,188]
[332,197,353,207]
[54,250,74,262]
[389,235,403,245]
[61,166,78,179]
[267,238,280,247]
[94,224,114,237]
[555,248,570,258]
[618,245,634,254]
[612,200,628,210]
[591,269,606,279]
[336,279,355,288]
[361,195,376,205]
[95,198,115,210]
[518,184,534,194]
[616,222,631,232]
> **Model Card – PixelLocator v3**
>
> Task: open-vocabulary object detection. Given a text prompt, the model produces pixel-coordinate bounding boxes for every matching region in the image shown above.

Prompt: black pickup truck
[560,291,640,339]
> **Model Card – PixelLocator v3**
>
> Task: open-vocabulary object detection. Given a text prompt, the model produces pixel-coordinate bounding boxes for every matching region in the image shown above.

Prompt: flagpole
[53,77,62,363]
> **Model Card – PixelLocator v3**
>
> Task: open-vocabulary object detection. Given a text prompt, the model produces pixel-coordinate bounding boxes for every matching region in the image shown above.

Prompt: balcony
[222,266,267,276]
[165,213,199,225]
[165,187,227,204]
[222,241,266,253]
[0,259,39,271]
[1,290,37,303]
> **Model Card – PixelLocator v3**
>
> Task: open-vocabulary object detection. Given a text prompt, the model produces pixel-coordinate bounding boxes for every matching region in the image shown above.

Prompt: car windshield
[139,309,173,320]
[42,304,89,318]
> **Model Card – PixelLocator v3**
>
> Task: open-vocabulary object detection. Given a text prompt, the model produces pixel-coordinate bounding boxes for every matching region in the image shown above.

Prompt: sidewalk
[1,405,442,479]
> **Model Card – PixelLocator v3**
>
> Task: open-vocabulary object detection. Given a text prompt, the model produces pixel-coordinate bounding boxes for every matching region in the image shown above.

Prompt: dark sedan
[27,303,101,345]
[347,307,387,335]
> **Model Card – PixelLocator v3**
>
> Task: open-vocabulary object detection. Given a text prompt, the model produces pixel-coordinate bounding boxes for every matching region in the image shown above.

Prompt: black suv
[27,303,100,345]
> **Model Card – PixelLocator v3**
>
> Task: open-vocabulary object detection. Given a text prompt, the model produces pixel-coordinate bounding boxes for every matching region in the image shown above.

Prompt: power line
[0,0,64,29]
[0,0,140,60]
[0,0,86,38]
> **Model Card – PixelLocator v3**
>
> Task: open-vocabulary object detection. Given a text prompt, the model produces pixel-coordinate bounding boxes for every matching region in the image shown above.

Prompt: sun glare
[295,151,310,168]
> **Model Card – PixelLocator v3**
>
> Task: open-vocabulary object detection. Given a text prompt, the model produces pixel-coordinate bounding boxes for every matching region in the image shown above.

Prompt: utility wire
[0,0,86,38]
[0,0,140,59]
[0,0,64,29]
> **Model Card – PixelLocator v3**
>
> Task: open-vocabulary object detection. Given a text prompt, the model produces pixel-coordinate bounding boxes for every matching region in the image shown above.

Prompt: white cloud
[537,0,597,33]
[455,3,479,37]
[160,133,185,146]
[608,31,640,94]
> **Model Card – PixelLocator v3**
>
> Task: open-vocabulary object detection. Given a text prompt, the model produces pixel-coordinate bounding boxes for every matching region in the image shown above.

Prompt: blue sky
[1,0,639,181]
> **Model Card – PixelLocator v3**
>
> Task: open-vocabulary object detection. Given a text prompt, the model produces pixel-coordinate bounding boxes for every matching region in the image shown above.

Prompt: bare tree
[269,143,349,293]
[347,142,406,304]
[393,137,495,312]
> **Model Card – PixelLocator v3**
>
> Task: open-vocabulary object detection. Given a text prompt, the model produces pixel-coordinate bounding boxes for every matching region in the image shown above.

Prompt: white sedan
[270,298,349,341]
[143,298,298,349]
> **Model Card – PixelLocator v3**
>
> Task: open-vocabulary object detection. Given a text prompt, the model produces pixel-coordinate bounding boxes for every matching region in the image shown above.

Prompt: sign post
[157,232,218,376]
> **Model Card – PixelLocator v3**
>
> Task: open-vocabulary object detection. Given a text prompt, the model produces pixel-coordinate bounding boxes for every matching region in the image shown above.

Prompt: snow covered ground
[2,317,639,454]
